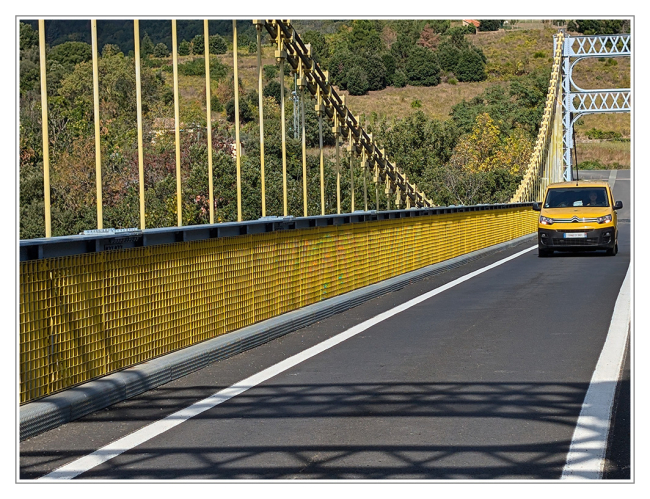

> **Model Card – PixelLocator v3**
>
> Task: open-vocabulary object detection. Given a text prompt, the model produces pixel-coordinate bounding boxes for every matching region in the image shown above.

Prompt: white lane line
[561,265,631,480]
[40,244,537,480]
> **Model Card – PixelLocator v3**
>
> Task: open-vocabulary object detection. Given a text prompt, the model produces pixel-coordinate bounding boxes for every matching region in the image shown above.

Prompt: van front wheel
[539,247,552,258]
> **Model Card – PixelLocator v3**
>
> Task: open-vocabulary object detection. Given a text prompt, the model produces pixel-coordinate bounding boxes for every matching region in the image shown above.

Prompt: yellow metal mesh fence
[19,208,537,403]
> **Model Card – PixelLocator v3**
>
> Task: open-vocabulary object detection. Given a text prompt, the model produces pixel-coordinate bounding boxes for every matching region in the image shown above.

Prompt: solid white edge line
[561,265,631,480]
[39,244,537,480]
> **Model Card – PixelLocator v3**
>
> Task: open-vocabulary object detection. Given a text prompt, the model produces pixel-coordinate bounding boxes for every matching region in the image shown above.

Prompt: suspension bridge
[19,20,632,480]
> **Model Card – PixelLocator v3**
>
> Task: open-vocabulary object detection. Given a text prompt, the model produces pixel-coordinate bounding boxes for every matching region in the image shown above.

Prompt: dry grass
[343,81,508,122]
[575,140,630,167]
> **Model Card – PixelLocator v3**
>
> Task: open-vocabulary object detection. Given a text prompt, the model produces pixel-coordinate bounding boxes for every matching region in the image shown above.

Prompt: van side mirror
[532,202,541,211]
[614,200,623,210]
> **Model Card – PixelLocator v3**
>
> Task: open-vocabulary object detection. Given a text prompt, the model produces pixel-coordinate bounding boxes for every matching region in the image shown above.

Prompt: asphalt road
[20,171,631,480]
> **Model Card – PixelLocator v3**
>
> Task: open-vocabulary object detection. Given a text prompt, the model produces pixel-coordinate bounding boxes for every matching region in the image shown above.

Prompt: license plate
[564,232,587,238]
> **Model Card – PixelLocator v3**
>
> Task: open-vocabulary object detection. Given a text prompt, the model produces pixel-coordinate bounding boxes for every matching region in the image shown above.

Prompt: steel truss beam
[562,33,631,181]
[261,20,432,208]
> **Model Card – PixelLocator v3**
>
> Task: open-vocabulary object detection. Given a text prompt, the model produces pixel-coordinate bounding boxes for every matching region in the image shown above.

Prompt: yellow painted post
[301,88,308,217]
[133,20,146,229]
[38,20,52,237]
[334,114,340,214]
[91,20,103,230]
[362,148,368,211]
[255,21,266,217]
[233,20,242,222]
[349,143,355,213]
[279,55,288,216]
[172,20,182,226]
[318,92,325,215]
[204,20,215,224]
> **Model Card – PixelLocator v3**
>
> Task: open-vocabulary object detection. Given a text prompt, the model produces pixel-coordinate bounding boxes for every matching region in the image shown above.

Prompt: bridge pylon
[561,33,631,181]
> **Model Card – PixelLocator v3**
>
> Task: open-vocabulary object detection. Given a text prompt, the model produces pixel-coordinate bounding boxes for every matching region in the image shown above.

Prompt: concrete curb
[20,234,536,440]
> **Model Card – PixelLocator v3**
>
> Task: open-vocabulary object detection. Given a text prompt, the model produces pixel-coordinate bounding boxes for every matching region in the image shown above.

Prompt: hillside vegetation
[19,19,630,239]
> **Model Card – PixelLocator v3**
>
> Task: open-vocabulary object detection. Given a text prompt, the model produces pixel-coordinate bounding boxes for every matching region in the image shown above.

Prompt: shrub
[392,70,407,88]
[346,66,369,96]
[154,43,169,58]
[405,45,440,86]
[209,34,227,55]
[178,39,191,56]
[455,49,487,82]
[211,95,223,113]
[533,51,545,58]
[263,64,278,80]
[192,34,204,55]
[411,99,422,108]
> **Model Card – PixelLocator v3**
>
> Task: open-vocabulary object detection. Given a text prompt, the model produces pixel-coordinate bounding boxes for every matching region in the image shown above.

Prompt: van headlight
[539,216,554,225]
[597,214,612,224]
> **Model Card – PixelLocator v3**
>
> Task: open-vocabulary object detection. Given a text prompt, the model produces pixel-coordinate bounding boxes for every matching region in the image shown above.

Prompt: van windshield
[544,187,609,208]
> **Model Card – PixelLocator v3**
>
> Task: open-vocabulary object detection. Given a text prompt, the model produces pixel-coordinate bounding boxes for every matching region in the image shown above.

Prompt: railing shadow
[20,379,624,480]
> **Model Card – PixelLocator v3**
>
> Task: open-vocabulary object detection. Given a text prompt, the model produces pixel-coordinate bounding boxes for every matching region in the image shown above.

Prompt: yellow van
[532,180,623,257]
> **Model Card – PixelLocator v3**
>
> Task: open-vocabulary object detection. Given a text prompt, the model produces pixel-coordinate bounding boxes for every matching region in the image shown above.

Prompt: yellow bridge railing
[20,206,537,404]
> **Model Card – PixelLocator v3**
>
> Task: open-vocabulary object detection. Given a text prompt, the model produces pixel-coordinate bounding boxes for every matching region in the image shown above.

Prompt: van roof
[547,180,610,189]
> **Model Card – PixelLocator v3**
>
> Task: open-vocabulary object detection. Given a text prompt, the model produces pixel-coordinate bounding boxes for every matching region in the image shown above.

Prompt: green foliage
[585,128,623,141]
[49,41,92,69]
[571,19,628,35]
[178,39,191,56]
[348,19,384,55]
[411,99,422,108]
[141,33,154,57]
[392,70,407,88]
[209,34,227,54]
[263,64,278,80]
[210,95,223,113]
[176,57,228,80]
[263,80,284,105]
[478,20,503,32]
[455,49,487,82]
[436,41,461,72]
[154,42,169,58]
[346,66,369,96]
[381,52,396,85]
[20,22,39,50]
[102,44,122,57]
[302,30,329,64]
[225,93,256,124]
[191,34,204,55]
[405,45,440,86]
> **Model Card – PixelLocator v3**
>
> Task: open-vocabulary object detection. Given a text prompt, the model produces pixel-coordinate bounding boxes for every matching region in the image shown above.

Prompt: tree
[348,19,383,55]
[436,40,461,72]
[178,39,191,56]
[455,49,487,82]
[209,34,227,54]
[154,42,169,58]
[263,80,284,105]
[141,32,154,57]
[478,20,502,32]
[361,54,387,91]
[302,30,329,64]
[20,22,38,50]
[346,66,369,96]
[191,34,204,55]
[48,41,92,69]
[405,45,440,86]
